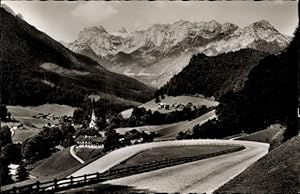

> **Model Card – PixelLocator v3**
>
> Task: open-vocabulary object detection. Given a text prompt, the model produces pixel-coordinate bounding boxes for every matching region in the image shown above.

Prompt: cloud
[71,1,119,24]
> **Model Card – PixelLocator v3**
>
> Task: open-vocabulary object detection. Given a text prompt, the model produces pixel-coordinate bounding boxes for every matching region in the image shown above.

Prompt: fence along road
[105,140,269,194]
[69,139,269,178]
[3,139,268,193]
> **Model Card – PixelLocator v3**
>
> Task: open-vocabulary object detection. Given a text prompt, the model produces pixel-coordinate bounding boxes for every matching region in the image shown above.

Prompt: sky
[3,1,298,42]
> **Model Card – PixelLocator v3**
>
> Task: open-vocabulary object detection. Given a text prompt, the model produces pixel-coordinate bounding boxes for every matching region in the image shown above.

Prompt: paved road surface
[69,145,85,164]
[69,139,268,181]
[105,140,269,194]
[156,110,217,140]
[116,110,217,140]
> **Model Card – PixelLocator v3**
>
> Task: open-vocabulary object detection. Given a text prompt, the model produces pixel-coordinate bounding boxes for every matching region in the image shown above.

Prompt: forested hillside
[200,26,299,140]
[176,25,298,141]
[160,49,268,99]
[0,8,154,106]
[217,26,299,139]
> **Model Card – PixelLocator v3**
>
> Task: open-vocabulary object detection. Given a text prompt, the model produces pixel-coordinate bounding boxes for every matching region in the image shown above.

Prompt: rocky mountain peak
[221,22,239,33]
[68,19,290,88]
[243,20,288,45]
[207,20,221,27]
[118,27,128,34]
[81,25,108,34]
[174,20,191,26]
[250,20,274,29]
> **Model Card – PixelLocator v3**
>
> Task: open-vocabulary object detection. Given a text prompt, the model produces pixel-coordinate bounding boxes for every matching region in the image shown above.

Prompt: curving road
[156,110,217,140]
[104,140,269,194]
[69,139,269,194]
[116,110,217,140]
[69,145,85,164]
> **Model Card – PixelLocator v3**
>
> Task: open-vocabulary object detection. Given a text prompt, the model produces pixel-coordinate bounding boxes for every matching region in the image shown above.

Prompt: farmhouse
[75,135,105,148]
[158,102,167,109]
[173,103,185,111]
[8,164,19,176]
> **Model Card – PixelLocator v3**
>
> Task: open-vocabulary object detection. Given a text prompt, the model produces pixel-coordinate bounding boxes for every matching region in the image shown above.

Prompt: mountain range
[0,7,154,107]
[68,20,290,88]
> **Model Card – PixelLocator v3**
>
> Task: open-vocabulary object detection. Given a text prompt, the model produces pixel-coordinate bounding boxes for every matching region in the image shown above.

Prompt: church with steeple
[89,110,97,129]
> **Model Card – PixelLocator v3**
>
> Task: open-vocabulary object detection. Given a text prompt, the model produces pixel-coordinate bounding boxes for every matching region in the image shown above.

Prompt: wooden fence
[2,146,244,194]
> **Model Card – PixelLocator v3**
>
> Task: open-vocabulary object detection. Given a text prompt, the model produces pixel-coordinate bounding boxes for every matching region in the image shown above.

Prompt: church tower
[89,110,97,129]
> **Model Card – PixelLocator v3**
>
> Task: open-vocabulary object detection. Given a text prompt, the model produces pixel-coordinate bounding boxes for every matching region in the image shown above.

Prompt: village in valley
[1,92,218,183]
[0,2,298,193]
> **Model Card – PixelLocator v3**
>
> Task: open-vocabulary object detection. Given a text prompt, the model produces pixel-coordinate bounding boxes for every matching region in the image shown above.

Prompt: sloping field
[114,144,241,169]
[63,140,268,194]
[115,123,179,135]
[74,147,103,162]
[7,105,39,117]
[2,120,41,143]
[13,117,58,129]
[121,95,218,118]
[7,104,77,117]
[6,104,77,142]
[236,124,285,143]
[3,140,269,193]
[156,110,217,140]
[31,147,80,178]
[2,147,104,191]
[215,136,300,194]
[116,110,217,140]
[12,128,41,143]
[29,104,76,116]
[69,139,268,178]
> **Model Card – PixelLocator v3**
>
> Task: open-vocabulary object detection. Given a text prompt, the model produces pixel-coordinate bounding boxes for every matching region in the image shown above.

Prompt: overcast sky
[3,1,298,42]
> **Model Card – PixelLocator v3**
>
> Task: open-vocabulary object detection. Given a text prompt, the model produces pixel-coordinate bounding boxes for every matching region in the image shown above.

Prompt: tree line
[176,26,299,141]
[106,105,212,131]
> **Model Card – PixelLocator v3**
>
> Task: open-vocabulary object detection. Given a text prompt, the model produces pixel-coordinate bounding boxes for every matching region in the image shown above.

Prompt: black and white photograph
[0,0,299,193]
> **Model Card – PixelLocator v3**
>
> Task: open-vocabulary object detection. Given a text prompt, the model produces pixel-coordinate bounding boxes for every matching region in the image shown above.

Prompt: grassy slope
[5,104,77,142]
[31,147,80,178]
[7,104,76,117]
[116,110,216,140]
[215,136,300,194]
[12,128,41,143]
[236,124,285,143]
[28,104,76,116]
[114,144,241,169]
[3,147,105,190]
[74,147,103,162]
[121,95,218,118]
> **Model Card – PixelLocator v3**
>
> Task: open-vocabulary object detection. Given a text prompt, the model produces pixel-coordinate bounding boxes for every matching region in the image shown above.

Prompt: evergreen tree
[7,112,11,121]
[155,95,160,103]
[16,162,29,182]
[0,158,13,185]
[0,126,12,147]
[104,129,121,152]
[0,104,8,121]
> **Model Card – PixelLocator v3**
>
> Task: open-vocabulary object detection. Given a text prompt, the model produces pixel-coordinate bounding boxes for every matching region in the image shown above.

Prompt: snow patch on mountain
[68,20,290,88]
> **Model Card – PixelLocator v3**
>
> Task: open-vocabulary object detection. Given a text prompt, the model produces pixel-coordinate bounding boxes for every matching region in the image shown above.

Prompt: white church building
[89,110,97,129]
